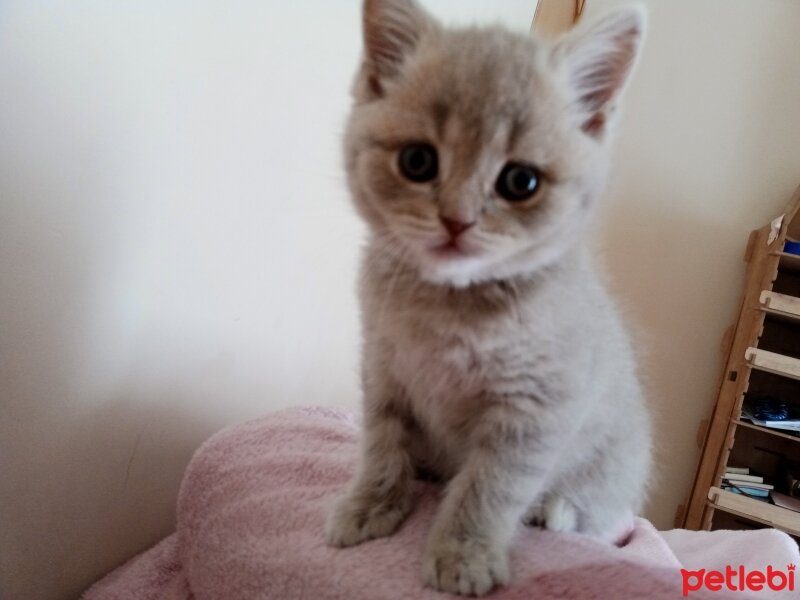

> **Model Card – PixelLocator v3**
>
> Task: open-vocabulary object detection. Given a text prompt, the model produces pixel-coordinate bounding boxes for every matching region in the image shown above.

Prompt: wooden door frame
[532,0,585,36]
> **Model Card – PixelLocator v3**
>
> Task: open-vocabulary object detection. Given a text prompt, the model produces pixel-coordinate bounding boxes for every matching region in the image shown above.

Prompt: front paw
[524,495,577,533]
[324,491,412,548]
[422,537,509,596]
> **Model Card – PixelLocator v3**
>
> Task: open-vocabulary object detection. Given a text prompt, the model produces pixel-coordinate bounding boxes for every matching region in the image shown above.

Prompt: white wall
[2,2,800,599]
[0,2,537,599]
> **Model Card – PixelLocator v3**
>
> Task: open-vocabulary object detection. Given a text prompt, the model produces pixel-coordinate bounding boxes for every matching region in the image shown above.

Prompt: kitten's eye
[398,144,438,183]
[496,163,540,202]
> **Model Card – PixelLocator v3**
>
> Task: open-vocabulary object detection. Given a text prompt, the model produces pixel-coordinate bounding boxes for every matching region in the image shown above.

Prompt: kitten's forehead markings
[438,115,487,198]
[431,101,450,140]
[430,87,535,168]
[507,113,532,156]
[366,136,397,152]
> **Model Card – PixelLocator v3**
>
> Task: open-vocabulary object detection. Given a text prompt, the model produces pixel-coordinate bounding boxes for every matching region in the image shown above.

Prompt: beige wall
[2,1,800,599]
[593,0,800,529]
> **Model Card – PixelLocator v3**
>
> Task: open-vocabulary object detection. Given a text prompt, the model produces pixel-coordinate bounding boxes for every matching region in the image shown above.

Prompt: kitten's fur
[325,0,651,595]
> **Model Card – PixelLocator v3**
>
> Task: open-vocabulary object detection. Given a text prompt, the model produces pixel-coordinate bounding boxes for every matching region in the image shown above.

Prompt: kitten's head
[346,0,645,287]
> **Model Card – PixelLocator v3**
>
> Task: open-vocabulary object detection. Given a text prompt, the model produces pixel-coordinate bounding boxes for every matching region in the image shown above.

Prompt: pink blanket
[83,407,798,599]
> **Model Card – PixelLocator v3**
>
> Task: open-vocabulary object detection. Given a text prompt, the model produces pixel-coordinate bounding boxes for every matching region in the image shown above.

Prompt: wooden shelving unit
[745,347,800,380]
[682,185,800,539]
[777,252,800,273]
[732,419,800,444]
[760,290,800,321]
[707,487,800,537]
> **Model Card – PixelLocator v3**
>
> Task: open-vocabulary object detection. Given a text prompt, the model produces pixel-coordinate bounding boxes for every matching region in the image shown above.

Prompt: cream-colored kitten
[325,0,651,595]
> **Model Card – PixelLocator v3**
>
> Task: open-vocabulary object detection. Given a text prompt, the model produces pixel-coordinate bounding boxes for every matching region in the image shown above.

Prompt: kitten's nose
[439,216,475,238]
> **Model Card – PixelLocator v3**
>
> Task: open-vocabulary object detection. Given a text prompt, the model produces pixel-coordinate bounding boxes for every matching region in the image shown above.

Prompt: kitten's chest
[386,312,530,476]
[389,317,495,408]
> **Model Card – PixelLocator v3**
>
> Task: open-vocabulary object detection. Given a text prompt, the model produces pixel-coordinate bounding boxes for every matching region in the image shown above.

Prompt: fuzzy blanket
[83,407,799,599]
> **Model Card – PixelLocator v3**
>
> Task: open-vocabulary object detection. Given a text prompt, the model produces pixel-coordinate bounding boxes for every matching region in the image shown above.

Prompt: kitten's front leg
[325,405,415,547]
[422,404,558,596]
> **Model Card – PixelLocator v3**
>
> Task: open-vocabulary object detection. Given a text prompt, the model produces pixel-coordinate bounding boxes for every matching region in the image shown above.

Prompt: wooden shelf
[761,307,800,325]
[731,418,800,443]
[708,486,800,537]
[760,290,800,323]
[683,187,800,534]
[745,347,800,381]
[774,251,800,273]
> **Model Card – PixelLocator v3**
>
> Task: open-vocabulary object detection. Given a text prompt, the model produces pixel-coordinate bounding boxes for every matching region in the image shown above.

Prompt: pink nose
[439,216,475,238]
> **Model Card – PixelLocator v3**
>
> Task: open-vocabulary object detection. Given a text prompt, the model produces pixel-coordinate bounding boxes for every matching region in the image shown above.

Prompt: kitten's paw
[542,495,577,532]
[324,492,412,548]
[524,495,577,532]
[422,538,509,596]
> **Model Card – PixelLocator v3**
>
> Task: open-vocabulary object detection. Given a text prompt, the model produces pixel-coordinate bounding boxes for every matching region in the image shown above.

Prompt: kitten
[325,0,651,595]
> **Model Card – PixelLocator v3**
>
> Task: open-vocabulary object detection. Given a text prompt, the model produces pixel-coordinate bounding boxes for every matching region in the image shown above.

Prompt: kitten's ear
[552,6,645,138]
[361,0,436,97]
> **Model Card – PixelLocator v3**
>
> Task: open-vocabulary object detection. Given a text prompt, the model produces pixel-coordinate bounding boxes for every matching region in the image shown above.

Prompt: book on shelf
[722,478,773,490]
[750,417,800,432]
[722,472,764,484]
[741,408,800,432]
[721,485,770,499]
[725,466,749,475]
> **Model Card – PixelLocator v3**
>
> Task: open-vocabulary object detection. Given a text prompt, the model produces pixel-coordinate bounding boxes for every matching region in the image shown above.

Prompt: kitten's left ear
[552,6,645,138]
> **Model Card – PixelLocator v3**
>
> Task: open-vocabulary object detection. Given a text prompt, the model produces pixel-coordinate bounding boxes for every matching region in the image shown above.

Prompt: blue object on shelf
[784,241,800,255]
[753,397,790,421]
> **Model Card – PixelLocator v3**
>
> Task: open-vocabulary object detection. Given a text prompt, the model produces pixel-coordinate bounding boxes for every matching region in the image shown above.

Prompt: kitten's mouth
[430,238,470,259]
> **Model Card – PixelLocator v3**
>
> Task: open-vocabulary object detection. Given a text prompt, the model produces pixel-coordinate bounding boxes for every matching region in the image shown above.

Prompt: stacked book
[721,467,773,501]
[741,407,800,433]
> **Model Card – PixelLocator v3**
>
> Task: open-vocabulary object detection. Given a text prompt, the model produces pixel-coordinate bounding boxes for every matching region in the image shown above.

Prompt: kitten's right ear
[361,0,436,97]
